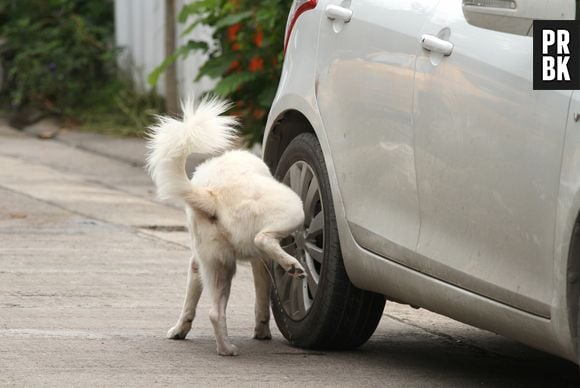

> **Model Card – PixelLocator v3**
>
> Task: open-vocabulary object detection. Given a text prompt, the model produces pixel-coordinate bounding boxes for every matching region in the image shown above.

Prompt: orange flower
[253,108,266,119]
[228,60,241,72]
[249,56,264,72]
[254,28,263,47]
[232,42,241,51]
[228,24,241,42]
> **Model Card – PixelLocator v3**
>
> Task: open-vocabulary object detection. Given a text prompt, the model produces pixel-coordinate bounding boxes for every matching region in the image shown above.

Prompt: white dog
[146,97,305,356]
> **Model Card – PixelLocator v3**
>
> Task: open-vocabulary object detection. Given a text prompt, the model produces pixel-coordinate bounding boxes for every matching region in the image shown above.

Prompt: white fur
[146,96,305,356]
[146,97,237,202]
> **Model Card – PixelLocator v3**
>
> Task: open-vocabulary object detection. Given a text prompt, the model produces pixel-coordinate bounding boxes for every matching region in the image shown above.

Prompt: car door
[315,0,439,259]
[412,1,573,317]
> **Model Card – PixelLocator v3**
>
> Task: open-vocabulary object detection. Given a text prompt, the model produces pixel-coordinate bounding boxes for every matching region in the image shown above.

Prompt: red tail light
[284,0,318,53]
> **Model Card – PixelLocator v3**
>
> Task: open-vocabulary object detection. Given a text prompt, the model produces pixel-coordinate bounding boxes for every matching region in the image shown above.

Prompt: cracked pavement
[0,120,579,387]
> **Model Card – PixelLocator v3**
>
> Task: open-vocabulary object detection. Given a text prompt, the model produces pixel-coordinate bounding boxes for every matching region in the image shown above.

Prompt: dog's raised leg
[251,260,272,340]
[167,256,203,339]
[205,261,238,356]
[254,232,306,278]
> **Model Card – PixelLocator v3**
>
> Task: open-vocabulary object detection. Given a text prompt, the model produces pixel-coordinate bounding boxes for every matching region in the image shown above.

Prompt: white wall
[114,0,215,99]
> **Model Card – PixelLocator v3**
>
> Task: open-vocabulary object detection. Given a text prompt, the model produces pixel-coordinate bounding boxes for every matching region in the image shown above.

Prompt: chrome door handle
[421,34,453,56]
[325,4,352,23]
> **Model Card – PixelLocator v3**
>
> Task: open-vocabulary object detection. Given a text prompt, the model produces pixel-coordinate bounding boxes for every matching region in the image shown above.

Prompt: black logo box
[533,20,580,90]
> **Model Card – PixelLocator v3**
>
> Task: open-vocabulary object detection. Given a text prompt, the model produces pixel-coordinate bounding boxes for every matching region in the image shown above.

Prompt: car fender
[552,94,580,361]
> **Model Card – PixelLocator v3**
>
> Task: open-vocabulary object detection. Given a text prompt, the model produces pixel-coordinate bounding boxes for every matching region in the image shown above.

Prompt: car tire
[271,132,386,349]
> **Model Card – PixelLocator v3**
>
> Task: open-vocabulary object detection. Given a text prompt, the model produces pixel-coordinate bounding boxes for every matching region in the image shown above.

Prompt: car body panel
[314,0,439,256]
[412,1,570,318]
[264,0,580,363]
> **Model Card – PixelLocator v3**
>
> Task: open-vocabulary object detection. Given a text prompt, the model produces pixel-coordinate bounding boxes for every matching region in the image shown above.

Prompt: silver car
[263,0,580,364]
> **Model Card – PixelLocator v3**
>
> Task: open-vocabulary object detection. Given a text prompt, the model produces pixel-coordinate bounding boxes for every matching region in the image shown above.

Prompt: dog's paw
[167,325,189,340]
[287,263,306,279]
[217,343,239,356]
[253,324,272,340]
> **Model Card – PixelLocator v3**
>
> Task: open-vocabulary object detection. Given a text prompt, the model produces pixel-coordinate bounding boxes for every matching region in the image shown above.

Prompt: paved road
[1,121,579,387]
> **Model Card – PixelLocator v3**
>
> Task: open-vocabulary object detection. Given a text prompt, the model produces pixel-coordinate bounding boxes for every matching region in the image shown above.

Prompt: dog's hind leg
[167,255,203,340]
[251,260,272,340]
[254,232,306,279]
[204,260,238,356]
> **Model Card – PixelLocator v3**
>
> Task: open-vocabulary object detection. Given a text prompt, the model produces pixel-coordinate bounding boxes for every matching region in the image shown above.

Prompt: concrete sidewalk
[21,118,148,166]
[1,122,579,387]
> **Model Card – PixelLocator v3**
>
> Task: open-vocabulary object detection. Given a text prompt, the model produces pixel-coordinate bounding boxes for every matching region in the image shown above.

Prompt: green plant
[0,0,164,136]
[0,0,116,115]
[149,0,291,144]
[76,77,165,137]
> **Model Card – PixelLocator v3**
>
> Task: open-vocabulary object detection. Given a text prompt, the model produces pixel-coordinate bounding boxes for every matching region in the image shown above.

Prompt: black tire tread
[271,133,386,350]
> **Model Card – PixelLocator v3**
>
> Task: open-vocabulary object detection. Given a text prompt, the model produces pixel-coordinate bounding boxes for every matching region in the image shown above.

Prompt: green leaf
[196,54,236,80]
[213,11,253,30]
[148,41,208,86]
[148,53,178,86]
[256,8,275,26]
[180,19,203,37]
[177,0,215,23]
[258,85,277,107]
[183,39,209,52]
[213,72,257,97]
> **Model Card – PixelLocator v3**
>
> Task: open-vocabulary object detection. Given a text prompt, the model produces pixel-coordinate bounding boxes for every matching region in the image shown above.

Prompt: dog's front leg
[167,255,203,340]
[251,260,272,340]
[206,262,238,356]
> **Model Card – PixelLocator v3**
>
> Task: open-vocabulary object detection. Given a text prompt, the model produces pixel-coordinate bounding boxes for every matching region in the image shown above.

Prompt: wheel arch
[263,109,316,173]
[263,101,385,303]
[566,212,580,361]
[554,101,580,361]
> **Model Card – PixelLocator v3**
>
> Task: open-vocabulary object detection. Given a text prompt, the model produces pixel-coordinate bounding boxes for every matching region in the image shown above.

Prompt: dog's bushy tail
[146,96,237,206]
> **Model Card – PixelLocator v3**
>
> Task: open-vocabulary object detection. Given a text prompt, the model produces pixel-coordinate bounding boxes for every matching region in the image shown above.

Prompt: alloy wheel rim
[275,161,325,320]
